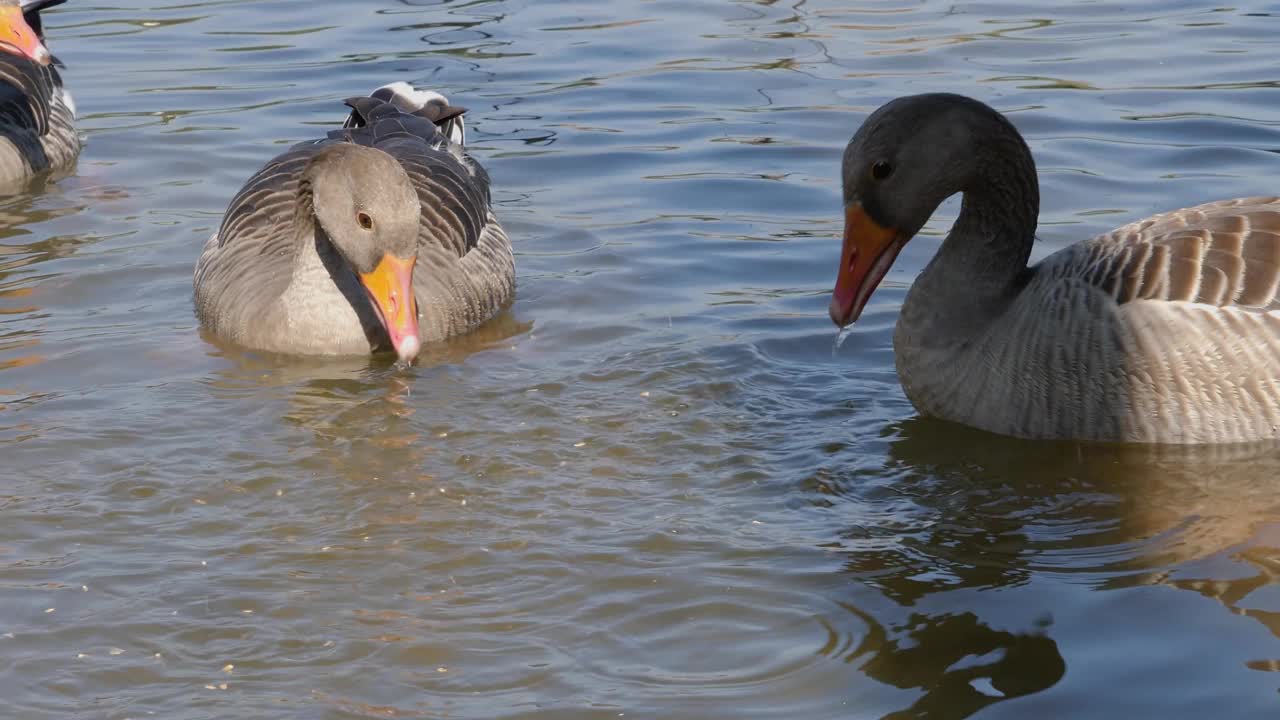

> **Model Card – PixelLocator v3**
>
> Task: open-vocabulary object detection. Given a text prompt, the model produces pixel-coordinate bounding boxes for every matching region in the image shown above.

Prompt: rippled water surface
[3,0,1280,717]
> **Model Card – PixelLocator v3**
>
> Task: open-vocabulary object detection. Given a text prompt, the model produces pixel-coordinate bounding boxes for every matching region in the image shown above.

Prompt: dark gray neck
[937,119,1039,288]
[905,121,1039,340]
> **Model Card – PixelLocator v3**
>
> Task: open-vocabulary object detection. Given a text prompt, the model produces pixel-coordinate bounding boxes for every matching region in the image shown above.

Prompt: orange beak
[359,254,421,362]
[829,202,904,327]
[0,6,50,65]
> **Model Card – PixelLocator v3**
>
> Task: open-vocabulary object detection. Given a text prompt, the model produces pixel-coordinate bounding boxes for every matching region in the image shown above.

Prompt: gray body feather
[896,198,1280,444]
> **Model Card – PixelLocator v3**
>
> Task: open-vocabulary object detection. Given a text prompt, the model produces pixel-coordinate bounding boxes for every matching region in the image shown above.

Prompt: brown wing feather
[1043,197,1280,311]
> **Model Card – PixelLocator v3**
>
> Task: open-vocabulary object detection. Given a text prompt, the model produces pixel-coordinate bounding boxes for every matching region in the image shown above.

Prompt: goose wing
[1039,197,1280,310]
[195,143,329,342]
[0,55,62,138]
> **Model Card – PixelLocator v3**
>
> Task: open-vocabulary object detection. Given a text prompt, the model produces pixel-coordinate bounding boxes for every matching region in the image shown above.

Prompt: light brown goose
[0,0,78,189]
[194,83,515,363]
[831,93,1280,444]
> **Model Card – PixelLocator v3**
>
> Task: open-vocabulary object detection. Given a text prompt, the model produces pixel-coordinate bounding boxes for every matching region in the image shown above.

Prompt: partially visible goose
[831,93,1280,444]
[194,83,515,363]
[0,0,78,188]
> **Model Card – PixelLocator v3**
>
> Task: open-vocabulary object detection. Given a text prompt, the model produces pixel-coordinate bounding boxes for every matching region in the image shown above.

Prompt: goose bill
[0,7,50,65]
[359,254,421,362]
[830,202,904,327]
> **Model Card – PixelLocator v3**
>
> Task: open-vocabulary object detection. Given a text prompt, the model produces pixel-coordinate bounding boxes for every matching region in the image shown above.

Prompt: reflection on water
[858,609,1065,719]
[817,419,1280,717]
[0,185,97,409]
[0,0,1279,718]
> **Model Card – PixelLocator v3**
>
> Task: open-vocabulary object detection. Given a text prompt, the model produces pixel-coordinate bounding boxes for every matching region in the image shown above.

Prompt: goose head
[304,143,423,362]
[0,0,50,65]
[830,93,1030,326]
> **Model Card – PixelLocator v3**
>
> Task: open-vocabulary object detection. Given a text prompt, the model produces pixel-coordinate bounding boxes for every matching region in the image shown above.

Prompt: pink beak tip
[394,334,421,363]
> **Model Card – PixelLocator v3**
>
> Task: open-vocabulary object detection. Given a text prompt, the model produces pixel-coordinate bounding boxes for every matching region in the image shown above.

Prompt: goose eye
[357,212,373,230]
[871,160,893,181]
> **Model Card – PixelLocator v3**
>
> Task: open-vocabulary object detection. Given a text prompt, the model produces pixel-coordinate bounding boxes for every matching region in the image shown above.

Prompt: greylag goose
[831,93,1280,444]
[0,0,78,188]
[193,83,515,363]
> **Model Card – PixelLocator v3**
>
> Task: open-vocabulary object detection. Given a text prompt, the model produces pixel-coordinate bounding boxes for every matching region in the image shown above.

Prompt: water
[833,324,856,357]
[2,0,1280,717]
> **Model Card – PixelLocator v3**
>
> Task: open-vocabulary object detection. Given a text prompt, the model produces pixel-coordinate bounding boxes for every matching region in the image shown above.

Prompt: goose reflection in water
[0,182,97,389]
[198,310,533,470]
[814,417,1280,718]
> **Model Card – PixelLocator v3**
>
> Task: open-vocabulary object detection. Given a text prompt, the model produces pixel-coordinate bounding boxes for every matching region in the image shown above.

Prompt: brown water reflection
[0,186,97,405]
[818,419,1280,717]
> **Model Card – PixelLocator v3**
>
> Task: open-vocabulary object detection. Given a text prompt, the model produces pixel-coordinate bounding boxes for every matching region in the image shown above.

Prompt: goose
[193,83,515,363]
[0,0,78,188]
[830,93,1280,444]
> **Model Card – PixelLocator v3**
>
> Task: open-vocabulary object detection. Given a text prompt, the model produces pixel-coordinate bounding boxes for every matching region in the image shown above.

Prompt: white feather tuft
[375,82,449,113]
[446,116,465,146]
[372,82,466,146]
[59,88,76,118]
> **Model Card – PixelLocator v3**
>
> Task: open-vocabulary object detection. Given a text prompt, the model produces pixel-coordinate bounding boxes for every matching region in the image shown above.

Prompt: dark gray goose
[832,93,1280,444]
[193,83,515,363]
[0,0,78,189]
